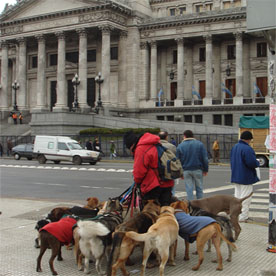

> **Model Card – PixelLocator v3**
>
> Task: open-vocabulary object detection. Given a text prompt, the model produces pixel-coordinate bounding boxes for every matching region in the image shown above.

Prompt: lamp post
[12,80,19,111]
[226,64,231,77]
[169,70,174,80]
[72,73,80,109]
[95,72,104,113]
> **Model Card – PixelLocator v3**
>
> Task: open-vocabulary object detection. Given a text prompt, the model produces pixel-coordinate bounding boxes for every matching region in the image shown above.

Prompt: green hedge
[79,127,160,135]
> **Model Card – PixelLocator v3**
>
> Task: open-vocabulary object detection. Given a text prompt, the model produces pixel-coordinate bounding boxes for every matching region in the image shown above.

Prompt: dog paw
[212,259,218,263]
[183,257,190,261]
[167,261,176,266]
[57,257,63,261]
[192,266,199,271]
[226,258,232,262]
[36,268,42,272]
[52,271,58,275]
[216,267,223,271]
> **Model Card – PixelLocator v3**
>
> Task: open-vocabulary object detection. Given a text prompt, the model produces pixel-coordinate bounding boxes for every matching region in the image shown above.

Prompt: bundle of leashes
[119,182,143,218]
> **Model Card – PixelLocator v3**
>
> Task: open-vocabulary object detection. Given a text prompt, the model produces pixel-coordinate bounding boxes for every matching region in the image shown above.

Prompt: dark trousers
[143,186,172,206]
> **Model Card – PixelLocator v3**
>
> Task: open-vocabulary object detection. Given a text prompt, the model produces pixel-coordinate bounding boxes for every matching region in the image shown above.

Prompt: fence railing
[0,133,238,160]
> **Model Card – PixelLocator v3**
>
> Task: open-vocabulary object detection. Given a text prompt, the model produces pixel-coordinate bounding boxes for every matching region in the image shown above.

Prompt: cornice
[139,7,246,31]
[0,0,132,27]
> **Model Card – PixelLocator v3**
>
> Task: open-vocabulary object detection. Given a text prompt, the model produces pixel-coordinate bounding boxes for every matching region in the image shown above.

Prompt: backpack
[155,143,183,181]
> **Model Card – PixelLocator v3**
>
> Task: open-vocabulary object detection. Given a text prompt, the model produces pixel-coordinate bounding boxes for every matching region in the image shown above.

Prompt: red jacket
[40,216,77,245]
[133,133,174,194]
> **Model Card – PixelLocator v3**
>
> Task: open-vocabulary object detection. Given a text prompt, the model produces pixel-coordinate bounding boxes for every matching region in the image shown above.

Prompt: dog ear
[86,197,91,201]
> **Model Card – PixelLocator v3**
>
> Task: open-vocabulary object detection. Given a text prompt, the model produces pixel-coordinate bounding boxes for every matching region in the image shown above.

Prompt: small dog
[46,207,72,222]
[107,199,161,276]
[84,197,100,209]
[77,198,124,275]
[171,201,237,271]
[189,192,253,240]
[36,216,77,275]
[125,206,179,276]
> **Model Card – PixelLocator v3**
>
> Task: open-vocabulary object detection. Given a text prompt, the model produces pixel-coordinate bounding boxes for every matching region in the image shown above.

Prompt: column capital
[175,37,184,45]
[150,40,157,48]
[140,41,148,50]
[76,28,87,38]
[55,31,66,40]
[203,34,212,43]
[99,24,113,35]
[17,37,26,45]
[234,31,243,41]
[0,40,8,48]
[119,30,128,39]
[35,34,45,42]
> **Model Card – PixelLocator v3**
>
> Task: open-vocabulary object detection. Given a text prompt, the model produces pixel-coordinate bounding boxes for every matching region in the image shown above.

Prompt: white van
[33,135,100,165]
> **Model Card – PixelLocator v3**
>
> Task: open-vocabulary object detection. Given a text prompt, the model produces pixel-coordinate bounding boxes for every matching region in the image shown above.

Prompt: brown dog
[125,206,179,276]
[189,192,253,240]
[171,201,237,271]
[36,216,77,275]
[84,197,99,209]
[46,207,72,222]
[107,199,161,276]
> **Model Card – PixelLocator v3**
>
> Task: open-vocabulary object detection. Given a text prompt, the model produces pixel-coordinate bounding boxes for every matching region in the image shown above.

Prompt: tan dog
[107,199,161,276]
[171,201,237,271]
[125,206,179,276]
[84,197,99,209]
[189,192,253,240]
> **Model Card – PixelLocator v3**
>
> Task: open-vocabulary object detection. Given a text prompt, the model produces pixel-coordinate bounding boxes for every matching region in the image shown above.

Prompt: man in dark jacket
[124,131,173,206]
[230,130,260,222]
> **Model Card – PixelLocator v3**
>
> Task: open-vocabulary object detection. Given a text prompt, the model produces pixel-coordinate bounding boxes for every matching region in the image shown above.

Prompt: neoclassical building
[0,0,269,130]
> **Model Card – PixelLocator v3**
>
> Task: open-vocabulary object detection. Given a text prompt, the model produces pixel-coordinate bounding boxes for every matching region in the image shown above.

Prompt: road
[0,158,269,220]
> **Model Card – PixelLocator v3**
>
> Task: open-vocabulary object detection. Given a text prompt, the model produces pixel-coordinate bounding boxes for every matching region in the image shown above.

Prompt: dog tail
[215,223,237,252]
[239,192,253,203]
[125,231,150,242]
[77,220,110,239]
[106,231,125,276]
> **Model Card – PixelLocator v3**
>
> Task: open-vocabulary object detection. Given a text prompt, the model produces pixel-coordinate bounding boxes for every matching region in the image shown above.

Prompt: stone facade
[0,0,269,131]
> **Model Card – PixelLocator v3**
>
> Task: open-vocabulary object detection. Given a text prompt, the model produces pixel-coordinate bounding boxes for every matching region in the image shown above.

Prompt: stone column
[235,32,243,103]
[140,41,149,100]
[34,35,47,111]
[77,28,89,110]
[150,40,157,100]
[176,37,184,100]
[118,31,128,107]
[185,44,193,99]
[243,38,250,98]
[17,37,27,110]
[204,34,213,104]
[0,41,9,110]
[213,42,221,99]
[99,25,111,106]
[53,31,68,111]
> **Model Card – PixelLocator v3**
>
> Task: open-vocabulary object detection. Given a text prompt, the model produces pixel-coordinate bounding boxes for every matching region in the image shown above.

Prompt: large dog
[36,216,77,275]
[107,199,161,276]
[189,192,253,240]
[125,206,179,276]
[177,200,235,262]
[77,198,124,275]
[171,201,237,271]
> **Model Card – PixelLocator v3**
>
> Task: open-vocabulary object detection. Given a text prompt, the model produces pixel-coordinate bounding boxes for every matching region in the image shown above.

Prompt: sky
[0,0,17,14]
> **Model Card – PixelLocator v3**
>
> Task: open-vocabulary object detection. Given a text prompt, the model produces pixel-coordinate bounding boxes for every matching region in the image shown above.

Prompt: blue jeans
[184,170,203,200]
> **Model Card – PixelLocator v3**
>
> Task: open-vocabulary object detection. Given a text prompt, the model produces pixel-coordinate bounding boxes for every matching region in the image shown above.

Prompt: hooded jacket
[230,140,260,185]
[133,133,161,194]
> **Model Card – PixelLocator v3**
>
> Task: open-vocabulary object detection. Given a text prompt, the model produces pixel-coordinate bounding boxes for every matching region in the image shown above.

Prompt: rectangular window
[184,115,192,122]
[87,49,96,62]
[257,42,267,57]
[50,54,57,66]
[199,47,206,62]
[199,80,206,99]
[66,52,79,64]
[179,7,186,15]
[157,116,165,120]
[234,0,241,7]
[227,45,236,60]
[205,3,213,10]
[111,46,118,60]
[32,56,37,68]
[256,113,265,116]
[223,1,231,9]
[195,5,203,12]
[224,114,233,126]
[170,8,176,16]
[213,115,222,125]
[195,115,203,124]
[48,142,54,149]
[256,77,268,97]
[58,142,69,150]
[173,50,177,64]
[167,115,174,121]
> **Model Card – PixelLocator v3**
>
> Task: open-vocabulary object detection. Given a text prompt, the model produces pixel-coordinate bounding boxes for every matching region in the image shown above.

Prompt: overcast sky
[0,0,17,13]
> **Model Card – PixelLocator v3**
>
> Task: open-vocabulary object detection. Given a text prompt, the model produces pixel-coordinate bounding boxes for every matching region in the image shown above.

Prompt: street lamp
[226,64,231,77]
[169,70,174,80]
[72,73,80,109]
[95,72,104,113]
[12,80,19,111]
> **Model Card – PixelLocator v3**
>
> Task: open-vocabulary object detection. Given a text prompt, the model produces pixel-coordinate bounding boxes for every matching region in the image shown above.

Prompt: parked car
[12,143,34,160]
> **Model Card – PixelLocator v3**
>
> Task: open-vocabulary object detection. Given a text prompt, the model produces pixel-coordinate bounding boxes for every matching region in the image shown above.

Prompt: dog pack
[155,143,183,181]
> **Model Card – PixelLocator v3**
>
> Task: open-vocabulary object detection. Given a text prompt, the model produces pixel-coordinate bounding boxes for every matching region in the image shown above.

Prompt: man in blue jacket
[231,130,260,222]
[176,130,209,200]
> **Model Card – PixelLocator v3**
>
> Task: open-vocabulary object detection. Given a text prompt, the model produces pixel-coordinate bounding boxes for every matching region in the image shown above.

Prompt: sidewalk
[0,197,275,276]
